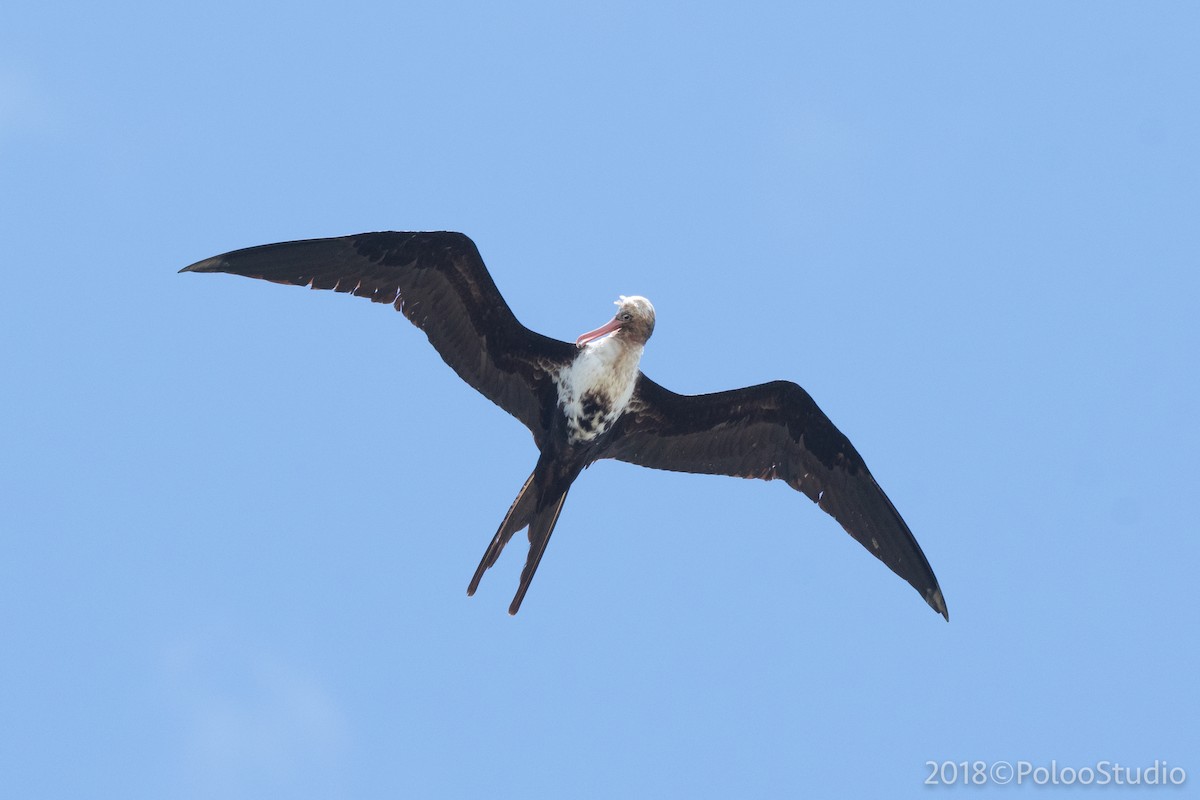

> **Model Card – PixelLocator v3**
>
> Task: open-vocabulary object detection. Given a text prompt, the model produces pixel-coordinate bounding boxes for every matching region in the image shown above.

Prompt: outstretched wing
[181,231,576,443]
[607,376,948,619]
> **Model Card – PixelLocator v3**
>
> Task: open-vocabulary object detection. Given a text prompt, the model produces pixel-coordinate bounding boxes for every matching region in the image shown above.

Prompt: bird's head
[576,295,656,348]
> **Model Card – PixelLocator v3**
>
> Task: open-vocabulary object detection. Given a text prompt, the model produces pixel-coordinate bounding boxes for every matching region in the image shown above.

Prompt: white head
[575,295,656,348]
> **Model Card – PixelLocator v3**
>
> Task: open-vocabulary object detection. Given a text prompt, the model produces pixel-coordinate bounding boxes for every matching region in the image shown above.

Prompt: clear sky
[2,2,1197,798]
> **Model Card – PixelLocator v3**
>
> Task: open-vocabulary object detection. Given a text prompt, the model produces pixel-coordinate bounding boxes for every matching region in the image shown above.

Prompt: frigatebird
[182,231,948,619]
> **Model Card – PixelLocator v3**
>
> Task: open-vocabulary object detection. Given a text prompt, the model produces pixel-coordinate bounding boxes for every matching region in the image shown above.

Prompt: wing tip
[927,586,949,621]
[179,256,225,274]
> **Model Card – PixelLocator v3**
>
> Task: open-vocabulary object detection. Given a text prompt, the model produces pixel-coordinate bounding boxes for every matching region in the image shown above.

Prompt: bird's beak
[575,316,623,348]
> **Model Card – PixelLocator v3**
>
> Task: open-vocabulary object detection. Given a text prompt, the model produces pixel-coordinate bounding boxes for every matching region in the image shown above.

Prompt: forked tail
[466,469,571,615]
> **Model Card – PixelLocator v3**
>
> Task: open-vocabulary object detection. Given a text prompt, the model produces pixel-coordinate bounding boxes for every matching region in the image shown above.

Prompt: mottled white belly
[556,338,643,442]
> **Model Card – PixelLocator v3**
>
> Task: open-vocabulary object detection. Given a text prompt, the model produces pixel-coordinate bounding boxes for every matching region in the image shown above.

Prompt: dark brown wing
[181,231,575,443]
[606,376,948,619]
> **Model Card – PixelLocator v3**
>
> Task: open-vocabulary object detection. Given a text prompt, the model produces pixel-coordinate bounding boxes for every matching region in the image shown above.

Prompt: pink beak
[575,316,623,348]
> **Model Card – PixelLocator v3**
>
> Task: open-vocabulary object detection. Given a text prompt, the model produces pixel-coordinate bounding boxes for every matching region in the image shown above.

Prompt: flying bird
[181,231,948,619]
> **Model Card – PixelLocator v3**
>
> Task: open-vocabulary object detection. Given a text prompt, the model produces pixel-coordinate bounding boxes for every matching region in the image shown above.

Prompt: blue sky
[2,2,1197,797]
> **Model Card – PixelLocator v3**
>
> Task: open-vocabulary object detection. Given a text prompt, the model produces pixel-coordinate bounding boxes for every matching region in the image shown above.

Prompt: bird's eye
[620,313,632,321]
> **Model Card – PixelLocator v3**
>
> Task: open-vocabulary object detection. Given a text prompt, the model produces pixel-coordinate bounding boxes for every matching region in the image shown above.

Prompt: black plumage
[182,230,947,619]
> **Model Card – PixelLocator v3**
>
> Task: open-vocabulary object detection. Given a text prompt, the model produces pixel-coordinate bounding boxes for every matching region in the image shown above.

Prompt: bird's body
[182,231,948,619]
[557,330,644,443]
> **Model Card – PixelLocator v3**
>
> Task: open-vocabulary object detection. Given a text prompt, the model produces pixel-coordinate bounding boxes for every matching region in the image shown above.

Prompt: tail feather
[507,488,570,616]
[467,471,538,597]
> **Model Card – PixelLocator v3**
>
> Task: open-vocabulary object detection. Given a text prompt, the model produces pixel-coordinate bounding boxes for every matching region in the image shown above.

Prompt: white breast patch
[556,337,644,442]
